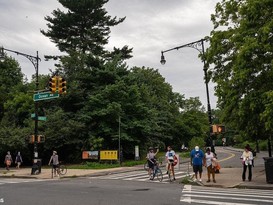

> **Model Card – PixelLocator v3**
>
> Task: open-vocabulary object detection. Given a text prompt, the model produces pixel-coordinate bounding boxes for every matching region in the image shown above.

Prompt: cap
[149,147,153,150]
[53,151,57,154]
[195,146,199,151]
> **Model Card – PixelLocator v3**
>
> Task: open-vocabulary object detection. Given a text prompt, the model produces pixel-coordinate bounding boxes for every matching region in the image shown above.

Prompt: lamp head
[160,52,166,65]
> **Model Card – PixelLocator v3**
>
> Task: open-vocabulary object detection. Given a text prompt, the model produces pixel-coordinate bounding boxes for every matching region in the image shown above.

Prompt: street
[0,147,272,205]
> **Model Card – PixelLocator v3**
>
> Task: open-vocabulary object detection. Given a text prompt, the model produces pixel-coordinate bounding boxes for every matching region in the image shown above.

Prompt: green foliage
[188,137,205,151]
[206,0,273,146]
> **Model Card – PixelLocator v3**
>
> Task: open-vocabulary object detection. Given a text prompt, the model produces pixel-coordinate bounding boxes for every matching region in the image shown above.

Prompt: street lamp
[0,46,41,173]
[160,39,212,129]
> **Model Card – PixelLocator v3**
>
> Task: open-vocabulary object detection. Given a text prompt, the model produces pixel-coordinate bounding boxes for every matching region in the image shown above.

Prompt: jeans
[242,164,252,181]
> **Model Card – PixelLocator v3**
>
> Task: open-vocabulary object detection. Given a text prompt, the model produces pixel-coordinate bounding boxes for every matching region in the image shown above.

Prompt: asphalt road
[0,178,182,205]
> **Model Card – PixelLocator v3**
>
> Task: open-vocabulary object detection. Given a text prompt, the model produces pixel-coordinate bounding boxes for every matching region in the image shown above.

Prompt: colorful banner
[82,151,99,160]
[100,150,118,160]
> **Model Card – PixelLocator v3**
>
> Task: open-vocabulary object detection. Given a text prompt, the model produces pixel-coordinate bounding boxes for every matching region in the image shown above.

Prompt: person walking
[146,147,159,180]
[48,151,59,177]
[204,147,216,183]
[241,146,253,181]
[190,146,204,182]
[4,151,13,171]
[165,146,176,180]
[15,152,23,169]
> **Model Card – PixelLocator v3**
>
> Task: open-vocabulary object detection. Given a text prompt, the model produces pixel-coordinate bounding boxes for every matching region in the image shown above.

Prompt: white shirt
[205,152,214,167]
[165,150,175,160]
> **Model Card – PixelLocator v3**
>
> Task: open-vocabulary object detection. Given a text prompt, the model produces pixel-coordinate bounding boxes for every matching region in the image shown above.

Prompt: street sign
[31,114,47,121]
[33,92,59,102]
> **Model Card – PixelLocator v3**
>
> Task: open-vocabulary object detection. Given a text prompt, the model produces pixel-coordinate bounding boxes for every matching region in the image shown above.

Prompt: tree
[41,0,132,59]
[206,0,273,154]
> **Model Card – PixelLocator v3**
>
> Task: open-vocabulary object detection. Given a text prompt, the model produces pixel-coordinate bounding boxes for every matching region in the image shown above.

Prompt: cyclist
[48,151,59,177]
[165,146,176,180]
[146,147,159,180]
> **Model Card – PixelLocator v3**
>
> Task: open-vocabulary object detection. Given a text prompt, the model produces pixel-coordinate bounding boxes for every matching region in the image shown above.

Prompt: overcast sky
[0,0,219,109]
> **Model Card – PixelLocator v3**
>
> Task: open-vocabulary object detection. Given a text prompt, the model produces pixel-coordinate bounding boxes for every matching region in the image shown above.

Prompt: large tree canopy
[206,0,273,144]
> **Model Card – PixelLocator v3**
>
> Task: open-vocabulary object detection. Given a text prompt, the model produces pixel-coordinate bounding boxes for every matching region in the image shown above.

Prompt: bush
[188,137,205,151]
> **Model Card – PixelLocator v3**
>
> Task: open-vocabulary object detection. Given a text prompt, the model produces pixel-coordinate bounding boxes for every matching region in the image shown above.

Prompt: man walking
[190,146,204,182]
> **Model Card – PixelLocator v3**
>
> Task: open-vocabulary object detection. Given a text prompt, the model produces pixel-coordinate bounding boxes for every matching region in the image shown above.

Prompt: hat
[53,151,57,154]
[148,147,153,150]
[195,146,199,151]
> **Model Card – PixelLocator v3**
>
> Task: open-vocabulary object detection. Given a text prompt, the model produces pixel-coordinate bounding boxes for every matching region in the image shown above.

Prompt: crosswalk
[0,178,50,185]
[89,169,192,183]
[181,185,273,205]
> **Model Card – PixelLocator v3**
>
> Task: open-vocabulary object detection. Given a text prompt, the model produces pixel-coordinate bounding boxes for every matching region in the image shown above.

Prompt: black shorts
[193,165,202,173]
[148,160,155,169]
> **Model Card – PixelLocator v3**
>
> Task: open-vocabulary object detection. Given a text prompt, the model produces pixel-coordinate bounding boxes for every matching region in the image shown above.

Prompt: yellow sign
[100,150,118,160]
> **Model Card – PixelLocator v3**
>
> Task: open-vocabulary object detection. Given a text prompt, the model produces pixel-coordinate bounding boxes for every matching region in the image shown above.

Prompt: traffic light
[217,125,225,133]
[29,135,35,144]
[49,76,57,93]
[58,77,67,94]
[37,135,45,143]
[211,124,226,134]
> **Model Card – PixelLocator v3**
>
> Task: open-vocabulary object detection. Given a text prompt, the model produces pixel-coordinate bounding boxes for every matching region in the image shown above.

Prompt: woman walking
[4,151,13,171]
[241,146,253,181]
[204,147,216,183]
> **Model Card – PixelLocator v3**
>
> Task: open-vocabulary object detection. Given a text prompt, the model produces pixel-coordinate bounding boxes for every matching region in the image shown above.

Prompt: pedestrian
[48,151,59,177]
[146,147,159,180]
[4,151,13,171]
[15,151,23,169]
[245,144,255,167]
[203,147,216,183]
[165,146,176,180]
[241,145,253,181]
[190,146,204,182]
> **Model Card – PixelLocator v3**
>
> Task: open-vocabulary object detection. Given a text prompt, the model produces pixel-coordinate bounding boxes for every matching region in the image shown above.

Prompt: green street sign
[33,92,59,102]
[31,114,47,121]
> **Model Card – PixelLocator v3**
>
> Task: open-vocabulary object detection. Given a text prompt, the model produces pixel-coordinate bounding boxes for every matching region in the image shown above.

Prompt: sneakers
[199,179,202,182]
[166,171,168,174]
[213,179,216,183]
[206,180,211,183]
[193,178,197,182]
[173,177,176,181]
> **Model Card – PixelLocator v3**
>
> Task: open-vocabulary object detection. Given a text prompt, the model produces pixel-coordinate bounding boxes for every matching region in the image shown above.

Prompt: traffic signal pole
[0,47,41,174]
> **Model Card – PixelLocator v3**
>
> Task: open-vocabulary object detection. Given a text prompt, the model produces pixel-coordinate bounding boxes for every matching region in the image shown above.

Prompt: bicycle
[150,160,163,182]
[51,162,67,178]
[144,161,149,171]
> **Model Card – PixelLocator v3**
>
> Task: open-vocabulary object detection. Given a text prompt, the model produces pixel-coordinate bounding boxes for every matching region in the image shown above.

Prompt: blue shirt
[190,149,204,165]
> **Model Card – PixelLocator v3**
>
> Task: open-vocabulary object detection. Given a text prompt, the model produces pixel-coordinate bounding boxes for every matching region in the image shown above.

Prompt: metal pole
[0,47,40,173]
[34,51,39,161]
[118,115,121,165]
[201,40,212,126]
[161,39,212,130]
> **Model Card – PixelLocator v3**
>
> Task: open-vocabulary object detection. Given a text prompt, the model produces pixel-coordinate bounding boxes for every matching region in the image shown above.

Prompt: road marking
[181,185,273,205]
[217,149,236,162]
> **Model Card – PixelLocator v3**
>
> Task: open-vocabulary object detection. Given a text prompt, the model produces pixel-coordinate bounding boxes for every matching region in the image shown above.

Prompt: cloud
[0,0,219,108]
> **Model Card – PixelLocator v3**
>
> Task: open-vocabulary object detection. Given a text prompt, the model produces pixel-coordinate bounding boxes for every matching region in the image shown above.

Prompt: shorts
[53,164,59,169]
[148,160,155,169]
[193,165,203,173]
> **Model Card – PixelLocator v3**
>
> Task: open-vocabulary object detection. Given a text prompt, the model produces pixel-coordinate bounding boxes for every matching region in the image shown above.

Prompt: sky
[0,0,220,109]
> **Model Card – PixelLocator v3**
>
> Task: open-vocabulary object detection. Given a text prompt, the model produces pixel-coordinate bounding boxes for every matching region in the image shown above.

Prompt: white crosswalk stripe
[181,185,273,205]
[0,179,50,185]
[89,169,193,183]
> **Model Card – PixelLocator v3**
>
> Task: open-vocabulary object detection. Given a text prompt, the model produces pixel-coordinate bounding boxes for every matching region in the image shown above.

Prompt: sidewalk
[1,148,273,190]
